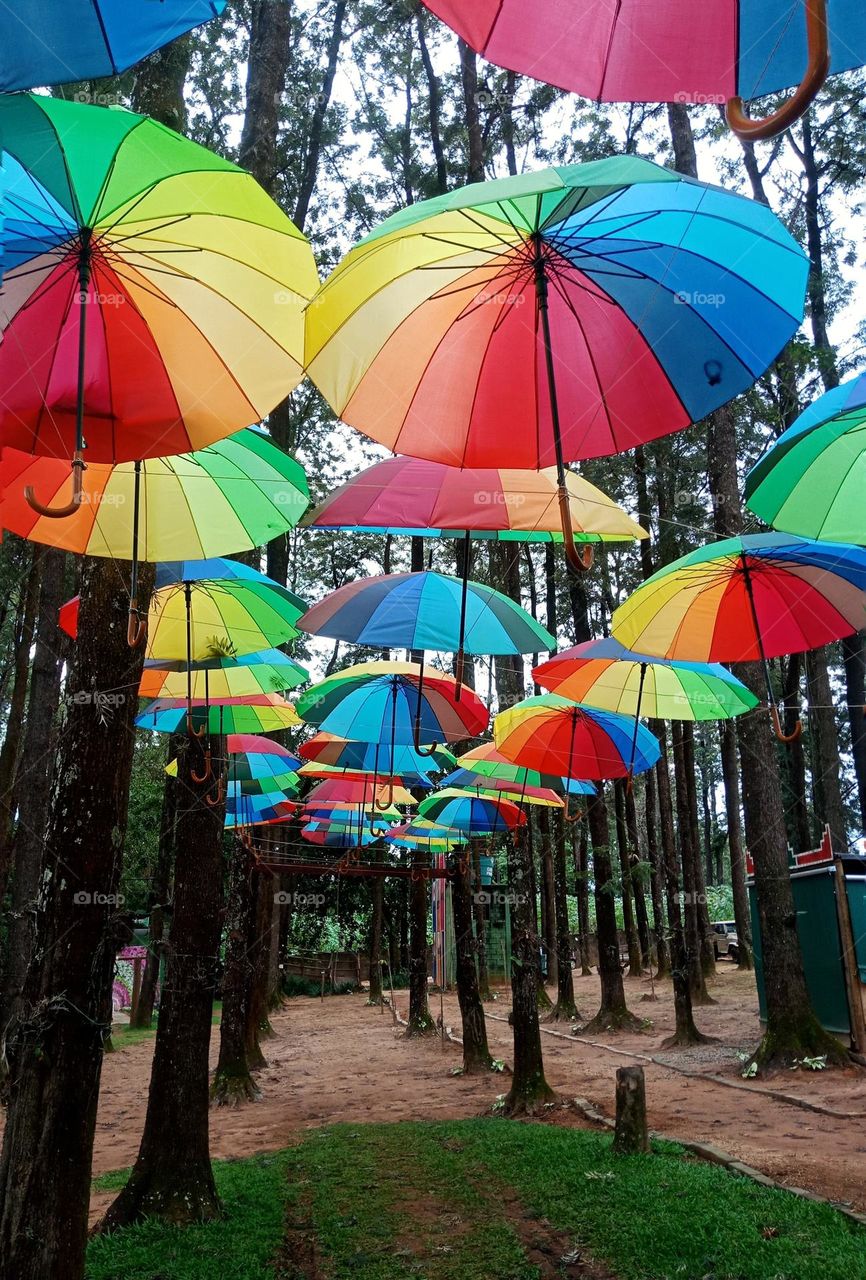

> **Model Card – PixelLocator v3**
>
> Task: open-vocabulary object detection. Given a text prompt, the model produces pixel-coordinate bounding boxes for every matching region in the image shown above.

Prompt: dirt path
[86,967,866,1221]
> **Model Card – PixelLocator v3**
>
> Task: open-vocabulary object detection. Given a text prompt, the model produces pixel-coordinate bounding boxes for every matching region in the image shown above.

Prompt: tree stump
[612,1066,649,1155]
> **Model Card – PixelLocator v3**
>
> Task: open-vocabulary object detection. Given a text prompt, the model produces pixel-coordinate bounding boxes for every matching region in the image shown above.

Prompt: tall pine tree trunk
[0,557,153,1279]
[643,770,671,977]
[131,735,180,1030]
[502,824,554,1113]
[451,849,493,1073]
[614,781,643,975]
[549,812,581,1020]
[212,844,260,1105]
[367,876,384,1004]
[719,721,753,970]
[584,790,640,1033]
[99,732,226,1227]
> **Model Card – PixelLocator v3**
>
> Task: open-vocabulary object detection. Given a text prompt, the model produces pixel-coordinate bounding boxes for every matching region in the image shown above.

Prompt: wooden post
[613,1066,649,1155]
[833,854,866,1054]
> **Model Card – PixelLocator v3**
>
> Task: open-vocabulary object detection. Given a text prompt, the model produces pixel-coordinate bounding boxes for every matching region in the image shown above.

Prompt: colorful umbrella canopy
[226,771,300,800]
[147,559,306,662]
[533,637,758,721]
[225,804,297,831]
[296,661,489,747]
[302,456,646,543]
[745,371,866,543]
[421,1,866,138]
[446,742,595,797]
[1,428,309,559]
[299,570,554,657]
[0,95,318,487]
[141,648,308,700]
[389,820,461,851]
[306,158,806,564]
[302,822,381,849]
[416,789,524,834]
[0,2,226,92]
[464,781,564,809]
[299,732,455,774]
[611,533,866,737]
[302,805,401,825]
[225,734,300,762]
[494,695,661,780]
[304,777,416,808]
[296,762,435,789]
[136,693,300,735]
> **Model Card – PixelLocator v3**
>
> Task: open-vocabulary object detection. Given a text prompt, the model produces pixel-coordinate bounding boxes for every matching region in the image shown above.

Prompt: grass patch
[86,1121,866,1280]
[87,1154,288,1280]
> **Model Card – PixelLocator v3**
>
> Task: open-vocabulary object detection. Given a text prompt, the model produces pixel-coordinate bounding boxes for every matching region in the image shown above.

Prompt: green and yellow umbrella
[136,693,300,735]
[140,648,308,700]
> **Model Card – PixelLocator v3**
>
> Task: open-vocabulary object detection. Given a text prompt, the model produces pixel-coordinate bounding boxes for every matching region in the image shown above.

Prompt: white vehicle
[712,920,739,962]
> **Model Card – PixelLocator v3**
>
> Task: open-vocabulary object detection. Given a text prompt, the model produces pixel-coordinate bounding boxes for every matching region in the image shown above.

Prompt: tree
[99,733,227,1227]
[583,789,641,1033]
[0,555,154,1279]
[212,843,261,1105]
[450,848,494,1073]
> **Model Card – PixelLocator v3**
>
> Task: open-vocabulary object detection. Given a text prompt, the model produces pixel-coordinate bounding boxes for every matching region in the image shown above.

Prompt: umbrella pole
[626,663,647,792]
[25,230,91,519]
[533,246,593,577]
[740,553,802,743]
[184,582,205,739]
[127,461,147,646]
[564,709,582,823]
[454,530,471,702]
[413,655,436,757]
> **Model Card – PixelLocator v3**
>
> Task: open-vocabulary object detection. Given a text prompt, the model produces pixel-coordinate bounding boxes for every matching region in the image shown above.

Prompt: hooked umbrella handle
[557,483,594,574]
[771,702,802,744]
[127,599,147,648]
[25,451,87,519]
[726,0,829,141]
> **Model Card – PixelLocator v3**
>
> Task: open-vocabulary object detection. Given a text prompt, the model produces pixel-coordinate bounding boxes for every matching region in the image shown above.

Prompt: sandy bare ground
[81,965,866,1221]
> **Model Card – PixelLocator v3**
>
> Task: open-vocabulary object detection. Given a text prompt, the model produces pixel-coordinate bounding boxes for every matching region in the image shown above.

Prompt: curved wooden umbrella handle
[454,648,465,703]
[771,703,802,743]
[726,0,829,141]
[205,774,225,807]
[25,451,87,519]
[564,805,584,825]
[558,484,594,574]
[186,709,206,739]
[191,748,212,784]
[372,777,396,811]
[127,600,147,648]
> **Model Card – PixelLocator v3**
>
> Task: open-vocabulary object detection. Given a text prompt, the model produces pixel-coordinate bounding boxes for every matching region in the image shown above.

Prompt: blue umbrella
[0,2,226,92]
[416,789,525,836]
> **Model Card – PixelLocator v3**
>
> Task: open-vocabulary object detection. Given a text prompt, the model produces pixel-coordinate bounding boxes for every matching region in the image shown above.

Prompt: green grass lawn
[86,1120,866,1280]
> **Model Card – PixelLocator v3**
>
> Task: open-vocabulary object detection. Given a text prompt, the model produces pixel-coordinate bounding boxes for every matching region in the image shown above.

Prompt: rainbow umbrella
[136,693,300,736]
[148,559,305,663]
[302,455,646,567]
[0,94,317,498]
[297,762,436,789]
[226,771,300,800]
[225,803,297,832]
[299,570,553,691]
[141,648,308,700]
[461,780,564,809]
[1,2,226,92]
[611,532,866,739]
[389,820,461,852]
[1,428,309,640]
[534,638,757,720]
[446,742,595,798]
[421,1,866,139]
[306,159,806,570]
[745,371,866,543]
[296,662,489,751]
[302,822,382,849]
[417,789,524,835]
[299,732,455,774]
[494,695,661,779]
[304,777,416,809]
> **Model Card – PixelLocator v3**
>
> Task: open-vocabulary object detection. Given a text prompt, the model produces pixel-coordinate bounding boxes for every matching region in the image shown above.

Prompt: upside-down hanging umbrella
[417,789,525,835]
[225,806,297,832]
[0,94,317,491]
[302,822,382,850]
[0,2,226,92]
[306,158,807,571]
[141,648,308,700]
[463,780,564,808]
[495,695,661,779]
[611,532,866,740]
[389,820,461,852]
[299,570,553,693]
[302,455,647,569]
[224,770,300,799]
[136,693,301,736]
[745,370,866,543]
[421,0,866,140]
[299,733,455,774]
[296,662,488,750]
[1,428,309,641]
